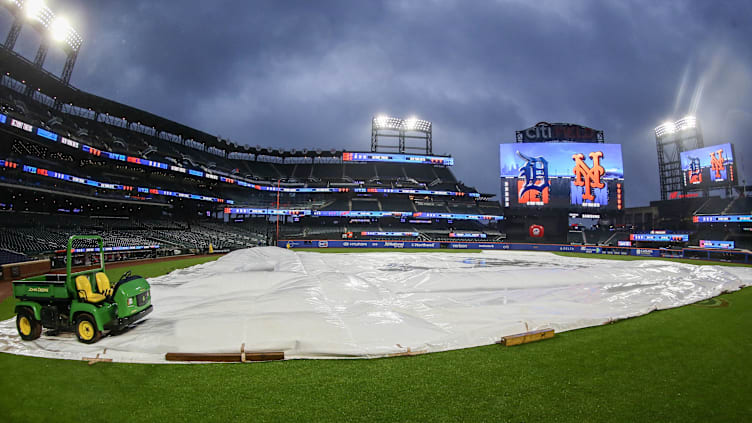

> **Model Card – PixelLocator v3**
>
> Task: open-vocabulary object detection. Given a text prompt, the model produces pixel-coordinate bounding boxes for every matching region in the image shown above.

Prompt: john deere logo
[28,287,49,293]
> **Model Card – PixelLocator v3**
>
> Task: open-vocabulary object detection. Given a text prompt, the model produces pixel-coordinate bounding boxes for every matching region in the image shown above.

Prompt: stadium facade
[0,42,509,264]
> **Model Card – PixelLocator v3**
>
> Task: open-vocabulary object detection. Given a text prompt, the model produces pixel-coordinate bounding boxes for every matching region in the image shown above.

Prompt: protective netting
[1,248,750,363]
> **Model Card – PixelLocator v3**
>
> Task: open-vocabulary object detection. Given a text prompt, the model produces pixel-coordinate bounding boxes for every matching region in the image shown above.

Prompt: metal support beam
[4,18,23,50]
[655,123,704,200]
[370,126,377,152]
[371,126,432,155]
[61,49,78,85]
[34,43,49,67]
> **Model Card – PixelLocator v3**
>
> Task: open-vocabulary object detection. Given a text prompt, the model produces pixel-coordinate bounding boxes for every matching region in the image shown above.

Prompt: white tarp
[1,247,750,363]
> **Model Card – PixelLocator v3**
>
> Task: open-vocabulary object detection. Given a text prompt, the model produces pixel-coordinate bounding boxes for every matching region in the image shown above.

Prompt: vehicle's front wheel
[75,314,101,344]
[16,309,42,341]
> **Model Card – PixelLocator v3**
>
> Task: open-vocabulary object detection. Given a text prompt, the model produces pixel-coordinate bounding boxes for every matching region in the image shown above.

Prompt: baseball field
[1,251,750,422]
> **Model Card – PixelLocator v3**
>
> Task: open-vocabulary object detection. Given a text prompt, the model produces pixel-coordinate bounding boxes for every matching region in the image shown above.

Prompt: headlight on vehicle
[127,297,134,306]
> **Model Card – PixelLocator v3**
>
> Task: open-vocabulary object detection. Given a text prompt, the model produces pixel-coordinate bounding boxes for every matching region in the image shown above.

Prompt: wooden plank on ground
[499,328,555,346]
[165,351,284,362]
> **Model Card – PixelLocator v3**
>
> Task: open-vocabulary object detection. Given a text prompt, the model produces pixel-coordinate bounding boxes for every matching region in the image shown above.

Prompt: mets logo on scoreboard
[709,149,726,181]
[572,151,605,202]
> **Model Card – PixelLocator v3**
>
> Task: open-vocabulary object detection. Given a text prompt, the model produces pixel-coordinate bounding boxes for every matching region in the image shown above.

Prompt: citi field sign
[516,122,604,143]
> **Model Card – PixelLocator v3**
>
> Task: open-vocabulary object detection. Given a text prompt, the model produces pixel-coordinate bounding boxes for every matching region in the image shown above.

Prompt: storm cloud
[4,0,751,205]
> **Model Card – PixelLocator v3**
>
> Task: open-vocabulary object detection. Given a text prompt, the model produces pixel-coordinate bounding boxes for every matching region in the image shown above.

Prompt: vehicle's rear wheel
[16,309,42,341]
[75,314,101,344]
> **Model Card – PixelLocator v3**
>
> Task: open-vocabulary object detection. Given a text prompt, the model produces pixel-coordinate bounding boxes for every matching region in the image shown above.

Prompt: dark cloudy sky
[3,0,751,206]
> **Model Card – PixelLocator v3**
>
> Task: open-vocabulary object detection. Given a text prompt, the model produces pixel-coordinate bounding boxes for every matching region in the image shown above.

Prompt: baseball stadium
[1,1,751,422]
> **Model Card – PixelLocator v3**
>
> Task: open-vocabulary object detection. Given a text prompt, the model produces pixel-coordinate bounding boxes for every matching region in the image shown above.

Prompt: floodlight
[374,115,389,129]
[405,118,431,132]
[655,116,698,137]
[655,121,677,137]
[373,115,403,130]
[24,0,44,20]
[50,16,70,42]
[24,0,56,32]
[676,116,696,131]
[412,119,432,132]
[13,0,83,51]
[372,115,432,133]
[387,117,403,130]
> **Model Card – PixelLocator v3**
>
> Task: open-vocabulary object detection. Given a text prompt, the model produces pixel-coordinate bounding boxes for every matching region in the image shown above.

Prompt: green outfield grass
[105,255,222,280]
[1,251,750,422]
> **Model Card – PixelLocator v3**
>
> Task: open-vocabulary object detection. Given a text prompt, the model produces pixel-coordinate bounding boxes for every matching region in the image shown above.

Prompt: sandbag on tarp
[1,247,750,363]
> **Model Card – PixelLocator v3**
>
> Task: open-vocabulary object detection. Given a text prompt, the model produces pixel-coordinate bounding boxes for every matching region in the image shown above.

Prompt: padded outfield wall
[278,240,751,263]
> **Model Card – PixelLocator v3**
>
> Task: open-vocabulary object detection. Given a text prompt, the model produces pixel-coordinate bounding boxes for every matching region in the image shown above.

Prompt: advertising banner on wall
[515,122,604,143]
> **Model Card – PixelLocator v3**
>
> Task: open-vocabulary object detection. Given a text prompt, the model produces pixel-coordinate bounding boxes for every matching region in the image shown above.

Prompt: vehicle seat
[95,272,113,298]
[75,275,106,304]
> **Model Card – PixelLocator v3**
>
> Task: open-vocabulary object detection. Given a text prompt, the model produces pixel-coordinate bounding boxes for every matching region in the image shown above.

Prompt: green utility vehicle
[13,235,153,343]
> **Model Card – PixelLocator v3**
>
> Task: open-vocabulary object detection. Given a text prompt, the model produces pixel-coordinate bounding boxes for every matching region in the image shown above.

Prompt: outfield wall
[278,240,751,264]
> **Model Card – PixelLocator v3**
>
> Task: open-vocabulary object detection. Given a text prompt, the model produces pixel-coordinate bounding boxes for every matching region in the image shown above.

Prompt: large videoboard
[500,143,624,211]
[680,143,736,189]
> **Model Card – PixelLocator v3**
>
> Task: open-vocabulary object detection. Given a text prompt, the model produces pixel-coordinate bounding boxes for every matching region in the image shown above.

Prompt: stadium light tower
[2,0,83,84]
[371,115,433,154]
[655,116,703,200]
[3,0,25,50]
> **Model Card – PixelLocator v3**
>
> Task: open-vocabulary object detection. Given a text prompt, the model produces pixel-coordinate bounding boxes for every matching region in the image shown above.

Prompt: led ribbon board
[354,188,478,197]
[65,245,161,253]
[360,232,419,237]
[225,208,503,221]
[693,215,752,223]
[223,208,311,216]
[449,233,487,238]
[630,234,689,242]
[343,152,453,166]
[699,240,734,249]
[315,211,503,220]
[0,159,233,204]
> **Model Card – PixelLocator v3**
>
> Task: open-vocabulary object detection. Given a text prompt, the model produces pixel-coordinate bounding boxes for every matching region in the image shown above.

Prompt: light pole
[276,179,281,245]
